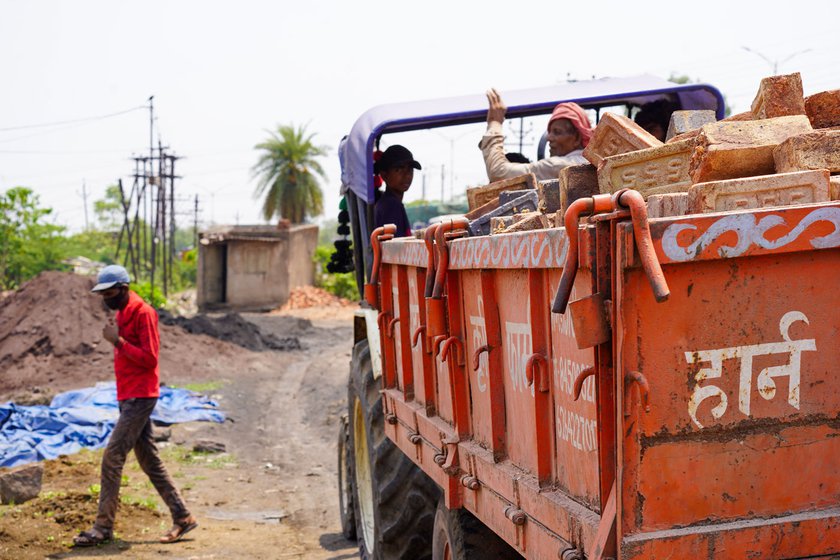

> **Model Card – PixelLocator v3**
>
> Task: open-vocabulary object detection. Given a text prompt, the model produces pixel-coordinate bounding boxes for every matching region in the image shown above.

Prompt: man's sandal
[160,515,198,544]
[73,528,111,547]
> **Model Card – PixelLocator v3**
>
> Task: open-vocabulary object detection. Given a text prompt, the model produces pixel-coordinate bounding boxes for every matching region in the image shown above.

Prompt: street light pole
[741,46,813,75]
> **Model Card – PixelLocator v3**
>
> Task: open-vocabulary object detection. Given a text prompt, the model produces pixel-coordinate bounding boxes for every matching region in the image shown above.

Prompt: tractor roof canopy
[340,75,725,204]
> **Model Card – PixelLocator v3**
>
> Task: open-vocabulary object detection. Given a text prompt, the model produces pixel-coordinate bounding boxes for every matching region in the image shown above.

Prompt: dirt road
[0,305,359,559]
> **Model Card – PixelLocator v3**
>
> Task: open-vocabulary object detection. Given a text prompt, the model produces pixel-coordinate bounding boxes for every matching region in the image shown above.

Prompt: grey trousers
[94,397,190,531]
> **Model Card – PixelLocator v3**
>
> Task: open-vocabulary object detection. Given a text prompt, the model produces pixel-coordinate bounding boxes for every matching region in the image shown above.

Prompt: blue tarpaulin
[0,383,225,468]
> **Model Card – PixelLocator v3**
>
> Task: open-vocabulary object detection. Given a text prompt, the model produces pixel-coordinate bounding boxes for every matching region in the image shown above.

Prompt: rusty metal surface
[373,201,839,559]
[569,293,611,349]
[616,213,840,557]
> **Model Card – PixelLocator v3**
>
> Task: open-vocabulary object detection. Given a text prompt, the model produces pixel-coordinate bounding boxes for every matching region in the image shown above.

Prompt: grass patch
[169,380,225,394]
[161,446,237,469]
[120,494,158,511]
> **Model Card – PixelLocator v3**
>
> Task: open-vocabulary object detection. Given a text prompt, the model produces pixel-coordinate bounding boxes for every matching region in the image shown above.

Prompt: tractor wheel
[347,339,439,560]
[432,498,523,560]
[337,414,356,540]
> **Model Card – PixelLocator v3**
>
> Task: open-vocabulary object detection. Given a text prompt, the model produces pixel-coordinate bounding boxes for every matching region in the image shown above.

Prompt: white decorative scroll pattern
[450,230,569,269]
[686,311,817,429]
[381,240,428,267]
[662,207,840,262]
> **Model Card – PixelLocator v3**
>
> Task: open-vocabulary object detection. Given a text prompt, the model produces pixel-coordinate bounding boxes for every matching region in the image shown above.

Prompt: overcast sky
[1,0,837,234]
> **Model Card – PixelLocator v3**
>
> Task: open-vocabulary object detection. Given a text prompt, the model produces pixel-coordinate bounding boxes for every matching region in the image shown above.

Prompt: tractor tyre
[432,498,523,560]
[337,414,356,540]
[347,339,439,560]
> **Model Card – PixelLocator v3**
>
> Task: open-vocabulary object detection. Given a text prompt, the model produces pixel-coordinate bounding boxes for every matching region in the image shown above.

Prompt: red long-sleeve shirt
[113,290,160,400]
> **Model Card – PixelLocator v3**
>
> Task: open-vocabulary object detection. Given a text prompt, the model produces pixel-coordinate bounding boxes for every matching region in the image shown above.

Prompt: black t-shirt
[374,189,411,237]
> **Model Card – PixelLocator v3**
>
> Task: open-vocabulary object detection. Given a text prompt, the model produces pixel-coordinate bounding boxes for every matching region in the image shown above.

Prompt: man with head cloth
[479,88,592,182]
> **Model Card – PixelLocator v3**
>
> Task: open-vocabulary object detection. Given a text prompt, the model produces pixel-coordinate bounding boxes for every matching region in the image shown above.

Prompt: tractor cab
[337,75,725,297]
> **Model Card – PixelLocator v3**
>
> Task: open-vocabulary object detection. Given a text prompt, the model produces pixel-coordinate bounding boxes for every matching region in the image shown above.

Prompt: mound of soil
[0,271,108,366]
[158,311,302,352]
[0,271,288,400]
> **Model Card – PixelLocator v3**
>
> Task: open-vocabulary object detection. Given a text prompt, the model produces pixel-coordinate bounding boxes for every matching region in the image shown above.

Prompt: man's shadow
[49,536,197,558]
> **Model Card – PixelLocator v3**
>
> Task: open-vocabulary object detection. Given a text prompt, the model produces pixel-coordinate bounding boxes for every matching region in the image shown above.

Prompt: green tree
[93,184,124,231]
[252,124,327,224]
[0,187,65,289]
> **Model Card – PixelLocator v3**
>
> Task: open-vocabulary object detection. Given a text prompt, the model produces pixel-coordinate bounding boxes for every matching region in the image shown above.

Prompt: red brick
[558,163,599,215]
[646,193,689,218]
[597,138,695,197]
[751,73,806,119]
[687,170,829,213]
[466,173,537,211]
[831,177,840,201]
[689,115,813,183]
[774,130,840,173]
[582,112,662,166]
[804,89,840,129]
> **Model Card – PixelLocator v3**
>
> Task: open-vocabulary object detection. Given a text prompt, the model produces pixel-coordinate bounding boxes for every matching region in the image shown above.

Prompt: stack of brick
[580,72,839,218]
[460,72,839,236]
[464,176,541,236]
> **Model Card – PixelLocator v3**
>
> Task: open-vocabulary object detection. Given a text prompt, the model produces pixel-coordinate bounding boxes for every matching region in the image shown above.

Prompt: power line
[0,106,146,132]
[0,148,139,155]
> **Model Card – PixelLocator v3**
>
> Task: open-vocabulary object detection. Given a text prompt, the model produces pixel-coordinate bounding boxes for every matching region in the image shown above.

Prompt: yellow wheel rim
[354,397,375,552]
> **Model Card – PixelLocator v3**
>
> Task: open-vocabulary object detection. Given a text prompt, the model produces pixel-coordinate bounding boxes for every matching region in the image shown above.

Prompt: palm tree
[252,124,327,224]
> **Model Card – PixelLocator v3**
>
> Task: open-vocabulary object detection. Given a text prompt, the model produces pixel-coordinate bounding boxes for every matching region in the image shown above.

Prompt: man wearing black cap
[374,144,421,237]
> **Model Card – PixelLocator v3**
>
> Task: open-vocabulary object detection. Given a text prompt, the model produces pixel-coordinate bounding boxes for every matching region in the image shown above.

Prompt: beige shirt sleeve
[479,121,588,182]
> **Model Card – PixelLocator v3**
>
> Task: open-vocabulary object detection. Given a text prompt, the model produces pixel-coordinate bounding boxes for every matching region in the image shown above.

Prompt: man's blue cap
[91,265,131,292]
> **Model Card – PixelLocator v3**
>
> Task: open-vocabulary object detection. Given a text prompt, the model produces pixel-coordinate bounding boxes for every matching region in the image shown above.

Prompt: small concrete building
[197,224,318,311]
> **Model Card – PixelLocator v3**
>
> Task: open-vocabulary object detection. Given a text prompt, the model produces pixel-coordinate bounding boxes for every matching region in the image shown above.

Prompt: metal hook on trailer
[440,336,465,367]
[432,217,470,299]
[432,335,448,357]
[411,325,427,352]
[612,189,669,303]
[423,223,439,299]
[472,344,490,371]
[426,218,469,338]
[624,370,651,417]
[365,224,396,308]
[573,366,596,401]
[551,189,670,315]
[376,311,390,335]
[552,194,613,314]
[525,353,550,393]
[387,316,400,338]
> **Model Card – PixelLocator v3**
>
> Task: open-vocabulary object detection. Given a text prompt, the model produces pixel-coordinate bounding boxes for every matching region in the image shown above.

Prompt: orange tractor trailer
[335,76,840,559]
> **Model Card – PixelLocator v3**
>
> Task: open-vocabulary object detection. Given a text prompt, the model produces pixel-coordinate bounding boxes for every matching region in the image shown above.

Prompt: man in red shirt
[74,265,197,546]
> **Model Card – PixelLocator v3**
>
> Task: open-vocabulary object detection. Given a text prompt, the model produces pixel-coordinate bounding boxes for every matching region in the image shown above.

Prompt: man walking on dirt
[74,265,197,546]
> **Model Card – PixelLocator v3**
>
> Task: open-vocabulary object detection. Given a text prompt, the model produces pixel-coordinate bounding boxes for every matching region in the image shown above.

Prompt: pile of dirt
[280,285,357,310]
[0,271,278,400]
[0,271,111,398]
[158,310,302,352]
